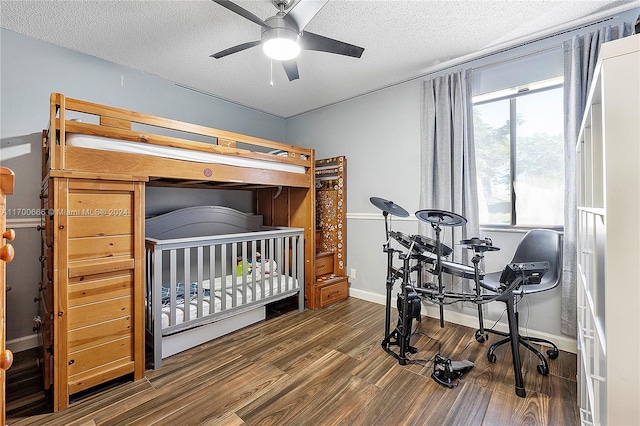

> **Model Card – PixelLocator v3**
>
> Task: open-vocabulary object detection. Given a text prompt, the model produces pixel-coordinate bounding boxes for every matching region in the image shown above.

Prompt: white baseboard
[7,334,39,353]
[348,288,577,354]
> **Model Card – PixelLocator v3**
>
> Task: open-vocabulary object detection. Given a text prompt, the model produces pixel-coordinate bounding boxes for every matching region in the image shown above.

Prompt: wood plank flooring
[7,297,579,425]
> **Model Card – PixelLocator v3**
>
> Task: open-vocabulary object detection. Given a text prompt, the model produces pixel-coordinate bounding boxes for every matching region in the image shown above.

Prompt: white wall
[0,29,286,349]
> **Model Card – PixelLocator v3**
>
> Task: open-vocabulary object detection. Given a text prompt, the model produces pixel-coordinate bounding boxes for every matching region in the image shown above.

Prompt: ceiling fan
[211,0,365,81]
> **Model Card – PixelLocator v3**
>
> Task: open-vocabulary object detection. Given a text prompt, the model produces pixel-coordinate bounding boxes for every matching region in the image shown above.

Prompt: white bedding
[67,133,305,175]
[160,274,297,328]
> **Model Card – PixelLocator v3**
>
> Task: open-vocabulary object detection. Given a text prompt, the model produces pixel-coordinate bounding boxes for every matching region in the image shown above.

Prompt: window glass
[514,89,564,226]
[473,86,564,227]
[474,100,511,225]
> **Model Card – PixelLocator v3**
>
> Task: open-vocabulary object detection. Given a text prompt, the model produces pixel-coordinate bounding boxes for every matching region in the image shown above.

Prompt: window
[473,80,564,227]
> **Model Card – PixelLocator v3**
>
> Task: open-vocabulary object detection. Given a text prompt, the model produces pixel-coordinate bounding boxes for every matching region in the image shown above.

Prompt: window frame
[473,79,564,230]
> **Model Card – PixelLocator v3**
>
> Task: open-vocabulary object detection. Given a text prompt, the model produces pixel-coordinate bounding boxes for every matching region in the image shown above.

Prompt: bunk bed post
[48,93,58,171]
[52,177,69,410]
[289,185,315,309]
[298,234,305,312]
[133,181,145,380]
[52,93,66,171]
[41,130,48,182]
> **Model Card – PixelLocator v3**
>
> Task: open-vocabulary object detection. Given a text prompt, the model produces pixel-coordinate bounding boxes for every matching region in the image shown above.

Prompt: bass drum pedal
[431,354,474,388]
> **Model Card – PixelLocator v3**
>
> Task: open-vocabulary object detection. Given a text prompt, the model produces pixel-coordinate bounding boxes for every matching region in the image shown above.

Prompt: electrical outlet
[350,268,356,279]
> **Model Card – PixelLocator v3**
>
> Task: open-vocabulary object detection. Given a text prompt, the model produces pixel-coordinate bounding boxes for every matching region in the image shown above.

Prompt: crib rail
[145,226,304,365]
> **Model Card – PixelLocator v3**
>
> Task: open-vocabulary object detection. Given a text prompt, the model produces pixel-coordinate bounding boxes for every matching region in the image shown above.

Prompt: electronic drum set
[369,196,544,388]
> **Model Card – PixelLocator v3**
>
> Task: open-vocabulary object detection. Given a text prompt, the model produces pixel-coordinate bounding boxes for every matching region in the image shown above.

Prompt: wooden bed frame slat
[62,96,312,157]
[61,119,311,168]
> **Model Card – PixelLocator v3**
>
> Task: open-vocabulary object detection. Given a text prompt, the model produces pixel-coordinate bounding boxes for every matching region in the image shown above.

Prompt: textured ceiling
[1,0,637,118]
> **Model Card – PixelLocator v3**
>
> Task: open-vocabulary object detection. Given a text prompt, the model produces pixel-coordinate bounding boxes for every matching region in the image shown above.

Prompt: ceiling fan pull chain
[270,59,274,87]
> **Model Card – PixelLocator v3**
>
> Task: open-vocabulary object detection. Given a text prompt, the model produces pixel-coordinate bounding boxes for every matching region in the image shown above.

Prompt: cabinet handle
[3,229,15,241]
[36,225,45,231]
[5,285,10,292]
[39,193,48,199]
[0,244,14,263]
[0,350,13,371]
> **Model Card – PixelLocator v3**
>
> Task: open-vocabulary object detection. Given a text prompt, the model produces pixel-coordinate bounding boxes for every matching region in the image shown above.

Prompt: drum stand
[414,209,467,328]
[472,252,488,343]
[381,251,419,364]
[369,198,422,364]
[431,222,445,328]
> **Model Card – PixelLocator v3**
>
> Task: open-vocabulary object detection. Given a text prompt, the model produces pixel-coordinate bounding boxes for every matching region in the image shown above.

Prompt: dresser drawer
[68,234,133,261]
[315,276,348,308]
[67,191,132,215]
[68,270,133,307]
[67,336,133,377]
[67,214,132,239]
[315,252,334,276]
[68,316,134,352]
[67,296,132,329]
[68,360,134,396]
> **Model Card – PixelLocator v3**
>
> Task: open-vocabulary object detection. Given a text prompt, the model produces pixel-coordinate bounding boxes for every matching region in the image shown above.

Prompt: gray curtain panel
[419,69,479,275]
[561,21,635,337]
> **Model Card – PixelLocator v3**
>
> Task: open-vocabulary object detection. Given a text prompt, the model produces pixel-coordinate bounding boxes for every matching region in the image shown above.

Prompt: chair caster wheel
[475,330,487,343]
[547,349,559,359]
[487,353,497,363]
[537,364,549,376]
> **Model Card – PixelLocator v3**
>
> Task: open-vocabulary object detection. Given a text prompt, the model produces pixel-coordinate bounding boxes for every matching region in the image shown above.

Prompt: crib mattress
[67,133,306,175]
[160,274,298,328]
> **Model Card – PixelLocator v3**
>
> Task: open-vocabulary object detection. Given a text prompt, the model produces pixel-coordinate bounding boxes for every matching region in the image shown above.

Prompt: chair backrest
[511,229,563,291]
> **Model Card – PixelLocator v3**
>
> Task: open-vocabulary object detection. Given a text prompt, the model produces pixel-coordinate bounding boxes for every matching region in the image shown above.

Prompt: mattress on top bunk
[66,133,306,174]
[160,274,298,329]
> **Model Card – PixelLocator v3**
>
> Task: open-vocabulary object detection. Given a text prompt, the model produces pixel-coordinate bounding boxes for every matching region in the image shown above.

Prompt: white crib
[145,206,304,368]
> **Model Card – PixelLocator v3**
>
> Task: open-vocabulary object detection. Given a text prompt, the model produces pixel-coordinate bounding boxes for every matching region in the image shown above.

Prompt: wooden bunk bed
[39,93,315,411]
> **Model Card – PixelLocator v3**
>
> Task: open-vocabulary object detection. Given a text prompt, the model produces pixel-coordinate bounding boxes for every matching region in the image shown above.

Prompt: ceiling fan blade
[283,0,328,32]
[282,60,300,81]
[211,40,261,59]
[300,31,364,58]
[212,0,271,29]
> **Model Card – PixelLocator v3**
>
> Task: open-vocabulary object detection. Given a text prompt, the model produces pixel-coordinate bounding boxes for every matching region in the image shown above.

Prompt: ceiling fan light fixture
[262,27,300,61]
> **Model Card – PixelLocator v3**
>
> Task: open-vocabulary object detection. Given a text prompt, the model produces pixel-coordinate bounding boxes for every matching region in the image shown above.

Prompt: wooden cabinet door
[51,177,145,411]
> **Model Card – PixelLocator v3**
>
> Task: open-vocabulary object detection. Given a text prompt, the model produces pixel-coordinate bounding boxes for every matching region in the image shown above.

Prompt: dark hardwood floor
[7,297,579,425]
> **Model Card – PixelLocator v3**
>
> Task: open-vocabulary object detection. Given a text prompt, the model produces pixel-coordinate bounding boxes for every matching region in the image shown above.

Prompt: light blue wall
[287,8,638,350]
[2,7,637,349]
[288,75,563,342]
[0,29,286,343]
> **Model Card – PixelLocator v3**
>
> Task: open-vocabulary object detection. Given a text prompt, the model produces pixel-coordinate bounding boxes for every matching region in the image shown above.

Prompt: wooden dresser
[313,157,348,309]
[1,167,15,425]
[38,170,146,411]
